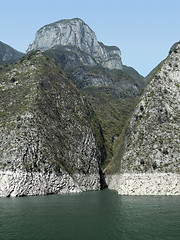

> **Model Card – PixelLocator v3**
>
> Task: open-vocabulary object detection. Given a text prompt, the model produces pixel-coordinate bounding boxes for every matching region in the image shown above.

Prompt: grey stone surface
[0,171,100,197]
[106,173,180,195]
[120,42,180,174]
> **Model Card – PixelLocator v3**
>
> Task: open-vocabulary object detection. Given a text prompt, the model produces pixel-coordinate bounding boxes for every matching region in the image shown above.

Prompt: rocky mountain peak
[169,41,180,54]
[27,18,123,70]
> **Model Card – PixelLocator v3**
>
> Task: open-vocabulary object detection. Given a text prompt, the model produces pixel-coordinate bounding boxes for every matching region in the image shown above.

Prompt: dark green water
[0,189,180,240]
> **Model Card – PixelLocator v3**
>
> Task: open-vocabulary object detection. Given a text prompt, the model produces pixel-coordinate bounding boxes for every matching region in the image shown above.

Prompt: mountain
[27,18,123,70]
[0,41,24,65]
[45,45,145,91]
[2,19,178,197]
[0,51,106,197]
[27,18,145,166]
[107,42,180,195]
[0,18,146,197]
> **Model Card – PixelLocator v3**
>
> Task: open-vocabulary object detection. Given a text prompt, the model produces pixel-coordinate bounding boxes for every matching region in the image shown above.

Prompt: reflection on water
[0,189,180,240]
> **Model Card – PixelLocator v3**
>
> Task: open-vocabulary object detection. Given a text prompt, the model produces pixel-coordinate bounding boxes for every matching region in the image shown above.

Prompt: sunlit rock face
[107,42,180,195]
[120,42,180,174]
[27,18,123,70]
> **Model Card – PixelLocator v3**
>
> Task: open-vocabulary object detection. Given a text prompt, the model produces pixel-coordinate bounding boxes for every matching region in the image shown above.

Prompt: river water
[0,189,179,240]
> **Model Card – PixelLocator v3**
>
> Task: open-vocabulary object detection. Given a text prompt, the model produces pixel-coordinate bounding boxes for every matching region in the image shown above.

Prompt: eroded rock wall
[0,171,100,197]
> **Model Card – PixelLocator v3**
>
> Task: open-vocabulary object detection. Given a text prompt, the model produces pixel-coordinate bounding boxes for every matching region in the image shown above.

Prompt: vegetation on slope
[0,41,24,65]
[44,46,146,170]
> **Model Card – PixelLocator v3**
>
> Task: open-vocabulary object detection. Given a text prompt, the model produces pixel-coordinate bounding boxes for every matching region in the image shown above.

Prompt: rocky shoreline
[106,173,180,195]
[1,171,180,197]
[0,170,100,197]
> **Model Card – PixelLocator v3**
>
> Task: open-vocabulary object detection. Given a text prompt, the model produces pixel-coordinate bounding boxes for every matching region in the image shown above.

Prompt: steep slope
[0,41,24,64]
[107,42,180,195]
[27,18,123,70]
[0,51,105,197]
[64,64,144,164]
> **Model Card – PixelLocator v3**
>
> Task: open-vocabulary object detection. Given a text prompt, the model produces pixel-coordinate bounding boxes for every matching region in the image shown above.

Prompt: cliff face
[0,51,104,197]
[121,43,180,173]
[27,18,123,70]
[107,42,180,195]
[0,41,24,64]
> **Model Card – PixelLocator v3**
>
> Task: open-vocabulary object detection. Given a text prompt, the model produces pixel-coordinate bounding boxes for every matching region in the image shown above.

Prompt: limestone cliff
[27,18,123,70]
[0,51,104,197]
[121,43,180,173]
[107,42,180,195]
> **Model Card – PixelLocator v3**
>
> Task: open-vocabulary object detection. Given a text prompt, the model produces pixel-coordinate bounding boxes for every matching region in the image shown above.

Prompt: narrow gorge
[0,18,179,196]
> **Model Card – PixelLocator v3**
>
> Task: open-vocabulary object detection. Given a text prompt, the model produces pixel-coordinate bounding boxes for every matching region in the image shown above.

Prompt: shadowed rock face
[0,51,105,197]
[27,18,123,70]
[118,42,180,174]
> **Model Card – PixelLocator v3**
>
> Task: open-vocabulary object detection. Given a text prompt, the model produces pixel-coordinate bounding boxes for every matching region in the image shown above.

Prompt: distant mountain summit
[27,18,123,70]
[0,41,24,64]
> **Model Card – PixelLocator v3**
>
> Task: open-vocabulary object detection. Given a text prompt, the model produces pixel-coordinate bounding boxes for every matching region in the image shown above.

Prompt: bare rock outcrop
[27,18,123,70]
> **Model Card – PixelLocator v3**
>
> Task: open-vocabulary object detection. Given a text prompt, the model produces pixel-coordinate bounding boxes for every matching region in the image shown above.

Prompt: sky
[1,0,180,76]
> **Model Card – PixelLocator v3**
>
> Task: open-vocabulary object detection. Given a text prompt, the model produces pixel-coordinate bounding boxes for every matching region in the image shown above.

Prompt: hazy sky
[1,0,180,76]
